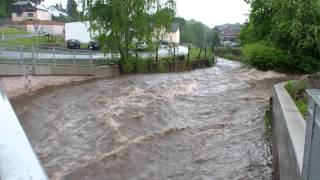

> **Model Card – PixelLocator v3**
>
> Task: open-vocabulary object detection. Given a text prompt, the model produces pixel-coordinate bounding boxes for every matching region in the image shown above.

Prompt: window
[27,13,33,17]
[17,13,22,17]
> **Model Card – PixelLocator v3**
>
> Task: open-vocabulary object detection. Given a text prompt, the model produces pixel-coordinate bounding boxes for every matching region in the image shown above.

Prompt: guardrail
[0,87,48,180]
[302,89,320,179]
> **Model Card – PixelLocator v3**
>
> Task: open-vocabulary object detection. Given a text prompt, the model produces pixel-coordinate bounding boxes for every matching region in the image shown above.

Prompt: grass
[285,81,308,118]
[0,35,65,47]
[188,47,214,61]
[0,27,29,35]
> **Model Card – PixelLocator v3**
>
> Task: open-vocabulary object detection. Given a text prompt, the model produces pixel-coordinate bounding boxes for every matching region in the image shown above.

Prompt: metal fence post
[91,55,94,67]
[32,46,35,65]
[53,48,56,66]
[20,45,24,64]
[73,50,76,66]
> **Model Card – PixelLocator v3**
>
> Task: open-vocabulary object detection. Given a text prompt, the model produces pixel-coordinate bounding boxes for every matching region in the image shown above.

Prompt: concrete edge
[274,82,306,173]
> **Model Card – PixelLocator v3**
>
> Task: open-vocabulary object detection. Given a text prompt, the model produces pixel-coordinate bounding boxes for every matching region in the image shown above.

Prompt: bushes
[242,42,320,73]
[213,47,243,61]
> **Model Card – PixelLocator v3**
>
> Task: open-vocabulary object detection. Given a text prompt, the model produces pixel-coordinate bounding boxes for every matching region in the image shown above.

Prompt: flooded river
[14,58,288,180]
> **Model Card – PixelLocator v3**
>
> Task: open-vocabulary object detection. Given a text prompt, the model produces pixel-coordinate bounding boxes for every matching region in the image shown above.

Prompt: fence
[302,89,320,180]
[0,43,114,67]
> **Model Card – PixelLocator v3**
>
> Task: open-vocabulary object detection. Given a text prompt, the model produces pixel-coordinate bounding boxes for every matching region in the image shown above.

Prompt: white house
[161,22,180,45]
[48,6,68,17]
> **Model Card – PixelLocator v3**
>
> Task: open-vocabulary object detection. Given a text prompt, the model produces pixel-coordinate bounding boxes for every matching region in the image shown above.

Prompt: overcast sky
[43,0,250,28]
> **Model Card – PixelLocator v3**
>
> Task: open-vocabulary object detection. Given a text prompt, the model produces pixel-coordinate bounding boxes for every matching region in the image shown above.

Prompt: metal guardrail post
[73,50,76,66]
[32,46,35,65]
[0,87,49,180]
[53,48,56,66]
[302,89,320,179]
[91,55,94,67]
[20,45,24,64]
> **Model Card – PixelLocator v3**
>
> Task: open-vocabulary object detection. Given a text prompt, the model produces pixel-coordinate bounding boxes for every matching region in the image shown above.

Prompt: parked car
[88,41,100,50]
[136,42,148,51]
[66,39,81,49]
[230,43,240,48]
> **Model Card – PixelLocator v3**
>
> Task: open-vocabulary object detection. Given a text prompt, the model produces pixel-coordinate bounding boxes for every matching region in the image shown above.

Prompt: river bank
[12,58,293,179]
[0,75,95,99]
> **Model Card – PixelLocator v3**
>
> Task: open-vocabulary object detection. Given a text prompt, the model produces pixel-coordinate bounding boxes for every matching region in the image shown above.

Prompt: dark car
[67,39,81,49]
[88,41,100,50]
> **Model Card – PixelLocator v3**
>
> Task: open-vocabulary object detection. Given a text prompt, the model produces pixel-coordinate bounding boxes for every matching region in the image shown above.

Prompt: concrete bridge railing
[272,82,320,180]
[0,87,48,180]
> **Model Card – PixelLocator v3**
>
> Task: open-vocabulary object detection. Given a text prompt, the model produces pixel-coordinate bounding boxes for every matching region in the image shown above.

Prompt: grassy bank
[213,47,244,62]
[120,55,215,74]
[0,35,65,47]
[285,81,308,118]
[0,27,29,35]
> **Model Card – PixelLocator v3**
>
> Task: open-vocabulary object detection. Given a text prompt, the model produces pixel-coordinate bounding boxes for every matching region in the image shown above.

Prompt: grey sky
[43,0,250,28]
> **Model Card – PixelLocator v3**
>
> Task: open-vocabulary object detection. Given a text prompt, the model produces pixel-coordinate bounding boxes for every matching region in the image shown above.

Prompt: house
[48,6,68,17]
[161,22,180,45]
[11,1,52,22]
[215,23,241,42]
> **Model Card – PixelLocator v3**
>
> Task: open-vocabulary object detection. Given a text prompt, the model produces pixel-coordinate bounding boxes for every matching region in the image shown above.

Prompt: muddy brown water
[13,58,290,180]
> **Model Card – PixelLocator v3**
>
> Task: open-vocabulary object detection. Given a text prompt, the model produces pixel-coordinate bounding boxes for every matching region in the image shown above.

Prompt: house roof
[12,1,35,6]
[12,1,49,12]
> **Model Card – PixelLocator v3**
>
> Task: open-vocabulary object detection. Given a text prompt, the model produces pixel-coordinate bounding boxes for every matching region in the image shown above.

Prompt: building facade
[11,1,52,22]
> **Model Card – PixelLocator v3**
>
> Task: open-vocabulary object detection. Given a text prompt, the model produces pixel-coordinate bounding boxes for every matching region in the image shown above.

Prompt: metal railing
[302,89,320,179]
[0,43,114,67]
[0,87,48,180]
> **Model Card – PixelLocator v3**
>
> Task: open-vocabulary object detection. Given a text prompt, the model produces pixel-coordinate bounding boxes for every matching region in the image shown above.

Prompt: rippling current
[13,58,289,180]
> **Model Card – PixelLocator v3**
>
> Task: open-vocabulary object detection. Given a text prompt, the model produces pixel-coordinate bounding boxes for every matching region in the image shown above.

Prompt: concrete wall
[26,24,64,35]
[0,64,119,78]
[272,82,306,180]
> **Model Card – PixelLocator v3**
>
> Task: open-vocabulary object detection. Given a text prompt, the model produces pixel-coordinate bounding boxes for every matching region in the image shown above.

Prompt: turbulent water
[14,58,289,180]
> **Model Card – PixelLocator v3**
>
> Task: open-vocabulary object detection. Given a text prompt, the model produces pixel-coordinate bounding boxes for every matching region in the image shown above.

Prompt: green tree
[211,31,220,47]
[180,19,212,46]
[81,0,176,63]
[67,0,80,21]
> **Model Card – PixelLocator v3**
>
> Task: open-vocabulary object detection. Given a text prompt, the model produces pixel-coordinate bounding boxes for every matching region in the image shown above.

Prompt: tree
[81,0,176,63]
[211,31,220,47]
[241,0,320,58]
[67,0,80,21]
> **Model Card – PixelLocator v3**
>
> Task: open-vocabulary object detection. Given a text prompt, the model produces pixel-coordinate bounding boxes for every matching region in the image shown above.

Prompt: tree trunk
[156,45,159,62]
[188,43,190,59]
[204,45,207,57]
[198,45,203,58]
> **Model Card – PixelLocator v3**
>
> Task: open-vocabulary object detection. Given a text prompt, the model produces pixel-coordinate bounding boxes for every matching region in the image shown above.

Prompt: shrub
[242,42,320,73]
[121,59,134,73]
[136,58,148,74]
[242,42,287,71]
[157,61,165,73]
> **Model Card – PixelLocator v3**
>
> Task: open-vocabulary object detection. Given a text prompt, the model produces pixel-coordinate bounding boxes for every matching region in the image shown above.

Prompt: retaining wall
[0,64,119,77]
[271,82,306,180]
